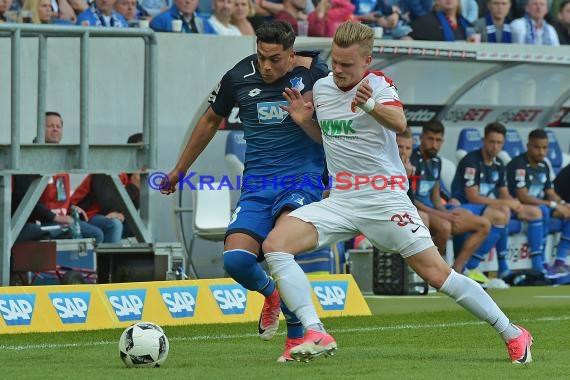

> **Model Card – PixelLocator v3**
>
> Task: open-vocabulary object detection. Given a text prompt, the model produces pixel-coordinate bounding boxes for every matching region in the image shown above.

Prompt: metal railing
[0,24,158,285]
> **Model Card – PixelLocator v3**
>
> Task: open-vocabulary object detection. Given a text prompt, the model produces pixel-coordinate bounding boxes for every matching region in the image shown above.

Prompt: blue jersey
[209,52,328,188]
[410,148,441,208]
[451,149,506,204]
[506,153,552,200]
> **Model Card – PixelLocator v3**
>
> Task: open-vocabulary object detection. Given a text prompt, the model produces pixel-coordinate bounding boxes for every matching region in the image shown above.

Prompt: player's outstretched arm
[281,87,322,143]
[161,107,224,194]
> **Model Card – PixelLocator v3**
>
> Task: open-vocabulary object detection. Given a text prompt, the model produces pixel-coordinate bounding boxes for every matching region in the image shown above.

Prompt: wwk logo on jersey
[105,289,146,322]
[319,120,356,136]
[311,281,348,311]
[209,284,248,315]
[257,101,288,124]
[49,292,91,324]
[0,294,36,326]
[159,286,199,318]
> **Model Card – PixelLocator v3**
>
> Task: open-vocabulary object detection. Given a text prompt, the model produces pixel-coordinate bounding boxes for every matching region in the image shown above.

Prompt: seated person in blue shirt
[451,122,544,281]
[76,0,129,26]
[150,0,211,32]
[410,121,491,275]
[506,128,570,276]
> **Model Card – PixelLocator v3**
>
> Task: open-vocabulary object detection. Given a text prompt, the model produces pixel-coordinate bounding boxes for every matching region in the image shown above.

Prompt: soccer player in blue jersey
[451,122,545,281]
[160,21,329,362]
[505,129,570,277]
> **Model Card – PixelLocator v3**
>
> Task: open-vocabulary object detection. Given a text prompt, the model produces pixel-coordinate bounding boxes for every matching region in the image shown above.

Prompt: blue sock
[495,226,510,275]
[474,225,502,257]
[465,255,483,270]
[555,220,570,261]
[527,219,543,255]
[223,249,275,297]
[281,301,303,339]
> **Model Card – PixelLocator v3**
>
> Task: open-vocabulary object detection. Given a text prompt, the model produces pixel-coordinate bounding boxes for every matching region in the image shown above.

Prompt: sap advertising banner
[0,275,370,334]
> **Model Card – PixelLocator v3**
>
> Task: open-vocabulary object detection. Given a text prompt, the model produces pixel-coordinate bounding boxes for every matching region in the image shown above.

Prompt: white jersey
[313,71,406,194]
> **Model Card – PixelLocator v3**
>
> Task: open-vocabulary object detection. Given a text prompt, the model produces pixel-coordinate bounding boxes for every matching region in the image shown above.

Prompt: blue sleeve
[544,165,553,190]
[150,13,171,32]
[76,10,94,26]
[497,163,506,189]
[459,154,480,189]
[202,18,217,34]
[407,0,430,19]
[209,71,237,118]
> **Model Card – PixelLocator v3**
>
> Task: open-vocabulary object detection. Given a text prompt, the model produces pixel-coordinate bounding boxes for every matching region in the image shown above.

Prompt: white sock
[265,252,322,328]
[439,270,521,341]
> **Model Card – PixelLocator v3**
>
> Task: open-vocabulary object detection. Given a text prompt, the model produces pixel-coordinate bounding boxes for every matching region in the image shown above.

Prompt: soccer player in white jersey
[262,20,534,364]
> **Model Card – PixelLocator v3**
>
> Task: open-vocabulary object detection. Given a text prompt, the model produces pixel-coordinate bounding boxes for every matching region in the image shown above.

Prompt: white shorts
[290,190,434,258]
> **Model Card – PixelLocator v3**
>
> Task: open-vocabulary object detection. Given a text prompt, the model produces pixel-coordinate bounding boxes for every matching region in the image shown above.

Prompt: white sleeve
[510,19,527,44]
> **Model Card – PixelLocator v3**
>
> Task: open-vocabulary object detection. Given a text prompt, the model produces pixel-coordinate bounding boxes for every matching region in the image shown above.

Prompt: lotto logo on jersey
[105,289,146,322]
[319,120,356,136]
[159,286,199,318]
[311,281,348,311]
[257,101,289,124]
[49,292,90,324]
[209,284,248,315]
[0,294,36,326]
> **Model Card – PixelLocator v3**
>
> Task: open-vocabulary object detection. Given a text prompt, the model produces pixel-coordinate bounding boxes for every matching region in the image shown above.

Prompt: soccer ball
[118,321,169,368]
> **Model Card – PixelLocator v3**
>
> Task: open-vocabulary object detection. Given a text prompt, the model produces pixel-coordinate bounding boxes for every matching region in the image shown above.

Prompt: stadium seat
[225,130,246,178]
[440,156,456,198]
[456,128,482,161]
[544,129,569,176]
[412,131,421,149]
[501,129,525,164]
[189,182,231,258]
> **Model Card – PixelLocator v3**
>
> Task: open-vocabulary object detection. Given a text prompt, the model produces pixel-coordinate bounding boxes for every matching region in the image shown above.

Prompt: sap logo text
[105,289,146,322]
[210,284,248,315]
[49,292,91,324]
[257,101,288,124]
[311,281,348,311]
[159,286,199,318]
[0,294,36,326]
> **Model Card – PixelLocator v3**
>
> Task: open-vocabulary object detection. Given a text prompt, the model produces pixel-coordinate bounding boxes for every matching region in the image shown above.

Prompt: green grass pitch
[1,286,569,379]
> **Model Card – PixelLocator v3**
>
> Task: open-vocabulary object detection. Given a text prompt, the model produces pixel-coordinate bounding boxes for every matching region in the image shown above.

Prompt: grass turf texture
[1,286,568,379]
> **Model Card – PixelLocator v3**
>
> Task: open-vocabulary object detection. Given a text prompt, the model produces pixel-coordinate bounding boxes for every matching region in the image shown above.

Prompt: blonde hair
[22,0,50,24]
[333,21,374,56]
[398,127,413,139]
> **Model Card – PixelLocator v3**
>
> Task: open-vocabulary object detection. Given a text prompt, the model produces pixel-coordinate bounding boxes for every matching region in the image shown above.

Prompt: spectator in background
[1,0,13,21]
[206,0,241,34]
[410,121,491,274]
[554,162,570,203]
[473,0,513,42]
[115,0,138,24]
[22,0,53,23]
[77,0,129,26]
[231,0,256,35]
[506,129,570,275]
[308,0,355,37]
[407,0,473,40]
[399,0,433,21]
[12,112,105,243]
[67,0,89,17]
[150,0,208,32]
[510,0,560,44]
[273,0,308,34]
[554,0,570,43]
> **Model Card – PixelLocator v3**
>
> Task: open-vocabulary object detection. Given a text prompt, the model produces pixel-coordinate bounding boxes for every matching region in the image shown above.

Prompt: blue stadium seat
[545,129,563,175]
[502,129,525,162]
[412,131,420,149]
[456,128,482,160]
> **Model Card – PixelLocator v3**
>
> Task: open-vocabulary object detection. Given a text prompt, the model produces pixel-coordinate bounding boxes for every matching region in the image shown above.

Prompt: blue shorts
[446,203,486,215]
[226,187,322,245]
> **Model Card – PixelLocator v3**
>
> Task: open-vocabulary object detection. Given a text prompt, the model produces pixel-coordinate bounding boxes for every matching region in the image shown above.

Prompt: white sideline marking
[1,315,569,351]
[534,295,570,299]
[364,295,446,299]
